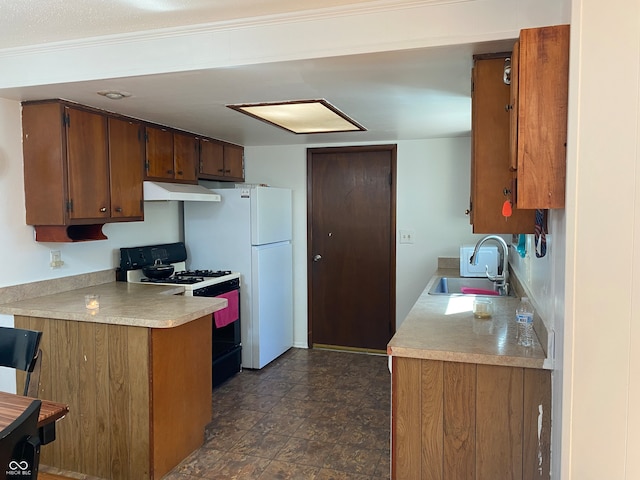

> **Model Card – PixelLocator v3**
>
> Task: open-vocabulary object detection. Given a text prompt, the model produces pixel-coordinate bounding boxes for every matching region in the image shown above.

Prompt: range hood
[143,181,221,202]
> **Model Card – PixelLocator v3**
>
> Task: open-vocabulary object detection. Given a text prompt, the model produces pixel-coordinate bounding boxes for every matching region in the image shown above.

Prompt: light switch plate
[399,229,415,244]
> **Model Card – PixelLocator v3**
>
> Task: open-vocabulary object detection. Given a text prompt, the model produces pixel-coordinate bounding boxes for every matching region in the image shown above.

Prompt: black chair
[0,327,43,396]
[0,399,41,480]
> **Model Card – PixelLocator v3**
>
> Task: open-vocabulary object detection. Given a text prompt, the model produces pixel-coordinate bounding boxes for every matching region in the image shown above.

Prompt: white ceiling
[0,0,517,146]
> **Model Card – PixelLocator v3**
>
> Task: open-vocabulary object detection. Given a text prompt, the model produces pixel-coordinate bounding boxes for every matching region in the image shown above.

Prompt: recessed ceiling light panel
[227,99,365,134]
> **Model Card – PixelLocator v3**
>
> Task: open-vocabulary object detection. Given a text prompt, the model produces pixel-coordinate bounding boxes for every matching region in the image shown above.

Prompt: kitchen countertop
[0,281,227,329]
[387,267,548,369]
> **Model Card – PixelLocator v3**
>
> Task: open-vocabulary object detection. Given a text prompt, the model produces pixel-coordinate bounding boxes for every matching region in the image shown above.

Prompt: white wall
[395,139,486,322]
[244,137,486,348]
[563,0,640,477]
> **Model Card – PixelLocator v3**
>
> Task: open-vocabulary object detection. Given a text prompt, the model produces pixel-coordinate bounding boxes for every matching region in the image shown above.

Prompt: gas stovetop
[125,261,240,291]
[140,270,234,285]
[120,243,240,292]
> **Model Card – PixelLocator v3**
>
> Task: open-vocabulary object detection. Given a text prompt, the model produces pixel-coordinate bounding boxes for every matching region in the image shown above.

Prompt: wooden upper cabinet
[198,138,244,182]
[511,24,570,209]
[22,100,145,241]
[173,132,198,182]
[21,98,244,240]
[145,127,199,183]
[108,117,144,220]
[145,126,174,180]
[22,102,110,227]
[471,55,535,234]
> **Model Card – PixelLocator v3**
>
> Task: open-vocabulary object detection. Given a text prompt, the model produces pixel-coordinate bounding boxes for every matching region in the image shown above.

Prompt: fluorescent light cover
[227,99,365,134]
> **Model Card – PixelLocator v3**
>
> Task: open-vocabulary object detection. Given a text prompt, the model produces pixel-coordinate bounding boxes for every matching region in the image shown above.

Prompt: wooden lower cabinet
[392,357,550,480]
[15,315,213,480]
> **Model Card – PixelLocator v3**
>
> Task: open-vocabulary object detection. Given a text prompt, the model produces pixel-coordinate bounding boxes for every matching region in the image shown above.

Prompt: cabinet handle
[218,169,224,173]
[100,207,107,213]
[465,209,471,215]
[167,169,174,174]
[177,170,183,175]
[115,207,122,213]
[505,104,513,111]
[224,169,231,173]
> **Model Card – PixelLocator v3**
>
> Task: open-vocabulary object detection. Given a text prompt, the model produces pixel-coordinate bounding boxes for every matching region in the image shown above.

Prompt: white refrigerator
[184,186,293,369]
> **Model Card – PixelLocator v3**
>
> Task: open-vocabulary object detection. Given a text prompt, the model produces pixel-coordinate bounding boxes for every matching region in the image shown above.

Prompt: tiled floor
[163,347,391,480]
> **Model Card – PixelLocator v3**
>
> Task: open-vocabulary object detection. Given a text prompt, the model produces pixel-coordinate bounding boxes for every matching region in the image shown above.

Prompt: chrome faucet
[469,235,509,295]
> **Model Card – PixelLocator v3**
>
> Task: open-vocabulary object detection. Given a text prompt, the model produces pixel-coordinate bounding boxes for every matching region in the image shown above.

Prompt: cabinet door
[145,126,174,180]
[199,138,225,178]
[476,364,523,479]
[513,25,570,209]
[66,107,110,220]
[173,132,198,183]
[108,117,144,220]
[22,102,66,226]
[471,56,534,234]
[223,144,245,181]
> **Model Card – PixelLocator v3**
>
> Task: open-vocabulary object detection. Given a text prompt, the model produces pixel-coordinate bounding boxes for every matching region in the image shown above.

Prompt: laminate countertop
[0,281,227,329]
[387,268,548,369]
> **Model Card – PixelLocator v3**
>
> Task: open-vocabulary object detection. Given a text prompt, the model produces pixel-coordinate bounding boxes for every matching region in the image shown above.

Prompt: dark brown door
[307,145,396,351]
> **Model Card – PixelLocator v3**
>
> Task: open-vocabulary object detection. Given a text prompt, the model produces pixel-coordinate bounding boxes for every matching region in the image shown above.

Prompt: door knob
[313,254,322,262]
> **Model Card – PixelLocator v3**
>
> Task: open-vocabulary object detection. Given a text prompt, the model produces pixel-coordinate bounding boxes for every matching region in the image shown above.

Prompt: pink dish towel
[213,290,239,328]
[460,287,500,296]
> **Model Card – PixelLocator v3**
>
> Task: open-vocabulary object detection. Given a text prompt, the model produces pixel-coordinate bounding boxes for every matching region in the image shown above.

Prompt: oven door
[192,278,242,387]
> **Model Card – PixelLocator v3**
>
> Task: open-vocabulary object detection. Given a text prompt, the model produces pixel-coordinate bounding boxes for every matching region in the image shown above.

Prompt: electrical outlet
[399,229,415,244]
[50,250,64,268]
